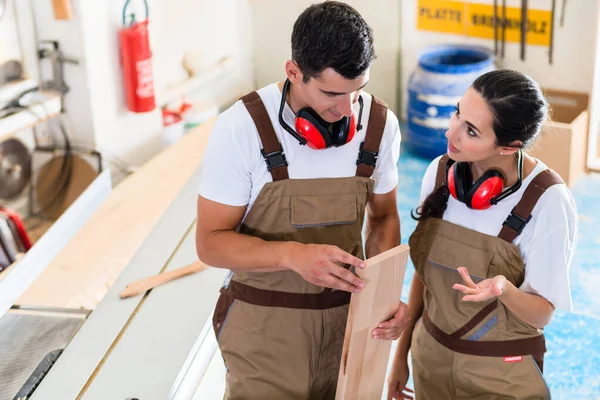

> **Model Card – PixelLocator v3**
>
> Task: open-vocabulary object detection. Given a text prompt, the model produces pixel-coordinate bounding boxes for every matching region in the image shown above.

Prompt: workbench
[30,164,228,399]
[0,119,229,399]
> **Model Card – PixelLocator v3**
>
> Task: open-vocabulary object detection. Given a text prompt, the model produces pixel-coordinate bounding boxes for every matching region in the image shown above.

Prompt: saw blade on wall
[0,139,32,200]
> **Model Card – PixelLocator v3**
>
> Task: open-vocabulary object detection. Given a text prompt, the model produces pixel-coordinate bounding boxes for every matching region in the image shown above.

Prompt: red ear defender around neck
[294,108,358,150]
[278,79,363,149]
[447,153,524,210]
[467,170,506,210]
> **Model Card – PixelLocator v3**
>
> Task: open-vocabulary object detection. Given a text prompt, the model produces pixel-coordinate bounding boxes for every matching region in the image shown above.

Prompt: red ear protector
[278,79,364,150]
[447,150,523,210]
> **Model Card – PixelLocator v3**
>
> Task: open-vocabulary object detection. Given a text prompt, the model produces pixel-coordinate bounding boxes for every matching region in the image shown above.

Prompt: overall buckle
[356,142,378,167]
[502,212,532,235]
[261,149,288,172]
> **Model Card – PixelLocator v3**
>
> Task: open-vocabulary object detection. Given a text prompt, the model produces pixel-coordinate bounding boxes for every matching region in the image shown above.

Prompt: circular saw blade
[0,138,31,200]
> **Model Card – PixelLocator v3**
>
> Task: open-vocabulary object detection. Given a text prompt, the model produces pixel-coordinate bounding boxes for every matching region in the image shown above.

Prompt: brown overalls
[409,155,563,399]
[212,91,388,400]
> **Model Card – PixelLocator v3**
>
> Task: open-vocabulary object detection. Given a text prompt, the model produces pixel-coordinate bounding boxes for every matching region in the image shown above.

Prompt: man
[196,2,408,399]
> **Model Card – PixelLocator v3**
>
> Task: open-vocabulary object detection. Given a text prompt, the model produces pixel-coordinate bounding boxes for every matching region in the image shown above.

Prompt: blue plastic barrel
[405,45,495,158]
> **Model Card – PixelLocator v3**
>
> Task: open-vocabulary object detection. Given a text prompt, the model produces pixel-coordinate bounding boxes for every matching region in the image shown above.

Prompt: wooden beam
[336,244,409,400]
[51,0,73,20]
[17,119,215,310]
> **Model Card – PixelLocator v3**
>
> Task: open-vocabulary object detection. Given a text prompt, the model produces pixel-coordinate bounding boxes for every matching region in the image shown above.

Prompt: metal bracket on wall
[38,41,79,108]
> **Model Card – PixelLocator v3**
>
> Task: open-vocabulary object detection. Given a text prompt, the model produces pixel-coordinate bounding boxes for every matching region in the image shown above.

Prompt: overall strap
[423,154,452,219]
[356,95,388,178]
[241,91,289,181]
[435,154,451,189]
[498,169,564,242]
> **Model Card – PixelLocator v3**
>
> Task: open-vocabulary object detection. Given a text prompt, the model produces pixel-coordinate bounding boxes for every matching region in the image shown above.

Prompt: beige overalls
[212,90,388,399]
[409,155,563,399]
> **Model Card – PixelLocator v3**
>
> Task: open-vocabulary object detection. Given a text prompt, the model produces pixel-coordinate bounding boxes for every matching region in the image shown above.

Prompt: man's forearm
[197,230,292,272]
[364,213,401,259]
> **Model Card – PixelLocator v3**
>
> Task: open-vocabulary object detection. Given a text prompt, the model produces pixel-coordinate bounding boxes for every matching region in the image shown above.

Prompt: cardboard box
[526,89,589,187]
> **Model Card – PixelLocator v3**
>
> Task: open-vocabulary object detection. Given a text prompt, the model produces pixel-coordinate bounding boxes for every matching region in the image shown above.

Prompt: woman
[387,69,578,399]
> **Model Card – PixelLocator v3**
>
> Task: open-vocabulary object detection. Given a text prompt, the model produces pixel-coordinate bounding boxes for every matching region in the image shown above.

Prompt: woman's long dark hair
[413,69,549,221]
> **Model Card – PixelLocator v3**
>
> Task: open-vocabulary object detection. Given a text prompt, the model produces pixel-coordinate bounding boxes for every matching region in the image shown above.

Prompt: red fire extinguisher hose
[119,0,156,113]
[122,0,149,26]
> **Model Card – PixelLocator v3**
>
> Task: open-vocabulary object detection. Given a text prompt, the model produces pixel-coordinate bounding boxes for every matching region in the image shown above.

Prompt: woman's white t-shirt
[419,156,578,311]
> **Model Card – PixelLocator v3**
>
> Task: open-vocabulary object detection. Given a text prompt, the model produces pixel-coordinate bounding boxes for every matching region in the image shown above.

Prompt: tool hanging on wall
[493,0,498,55]
[549,0,557,64]
[0,60,24,86]
[560,0,567,27]
[0,139,32,201]
[38,40,79,108]
[501,0,507,58]
[119,0,156,113]
[520,0,528,61]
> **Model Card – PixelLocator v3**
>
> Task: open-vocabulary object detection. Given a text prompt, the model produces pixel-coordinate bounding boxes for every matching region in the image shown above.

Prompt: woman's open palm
[452,267,507,302]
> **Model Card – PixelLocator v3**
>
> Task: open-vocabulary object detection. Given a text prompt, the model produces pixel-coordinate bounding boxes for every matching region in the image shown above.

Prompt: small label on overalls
[503,356,523,363]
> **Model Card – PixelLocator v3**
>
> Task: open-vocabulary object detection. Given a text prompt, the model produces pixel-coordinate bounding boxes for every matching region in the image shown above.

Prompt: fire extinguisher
[119,0,155,113]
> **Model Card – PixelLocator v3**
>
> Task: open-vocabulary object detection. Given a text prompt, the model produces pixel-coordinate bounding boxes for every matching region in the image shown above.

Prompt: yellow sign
[417,0,552,46]
[417,0,466,35]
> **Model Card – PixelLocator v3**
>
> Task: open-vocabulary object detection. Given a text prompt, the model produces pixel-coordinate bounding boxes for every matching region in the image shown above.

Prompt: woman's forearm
[499,281,555,329]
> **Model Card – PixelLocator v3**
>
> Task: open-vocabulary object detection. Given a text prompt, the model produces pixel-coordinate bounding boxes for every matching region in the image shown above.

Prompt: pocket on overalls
[455,353,551,399]
[427,234,494,281]
[290,193,357,228]
[212,293,237,341]
[528,354,551,398]
[424,235,495,331]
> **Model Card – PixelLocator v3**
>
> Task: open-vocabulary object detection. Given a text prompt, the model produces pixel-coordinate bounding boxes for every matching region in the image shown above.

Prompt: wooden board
[17,119,215,310]
[51,0,73,20]
[336,244,409,400]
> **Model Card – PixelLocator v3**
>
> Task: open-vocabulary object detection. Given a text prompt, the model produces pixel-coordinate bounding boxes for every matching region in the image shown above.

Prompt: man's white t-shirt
[198,83,402,219]
[419,156,578,311]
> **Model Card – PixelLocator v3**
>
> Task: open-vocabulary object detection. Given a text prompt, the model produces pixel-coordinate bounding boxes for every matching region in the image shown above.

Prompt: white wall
[17,0,597,163]
[250,0,401,114]
[27,0,254,167]
[0,0,22,66]
[400,0,598,119]
[30,0,95,145]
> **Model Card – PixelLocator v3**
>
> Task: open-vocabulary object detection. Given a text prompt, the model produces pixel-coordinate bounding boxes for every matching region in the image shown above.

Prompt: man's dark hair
[291,1,375,82]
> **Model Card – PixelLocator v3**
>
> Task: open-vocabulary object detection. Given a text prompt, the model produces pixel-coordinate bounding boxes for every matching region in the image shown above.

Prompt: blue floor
[394,141,600,399]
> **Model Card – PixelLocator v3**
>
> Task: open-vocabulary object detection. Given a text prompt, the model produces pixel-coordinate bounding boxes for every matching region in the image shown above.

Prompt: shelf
[157,57,235,107]
[0,90,62,141]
